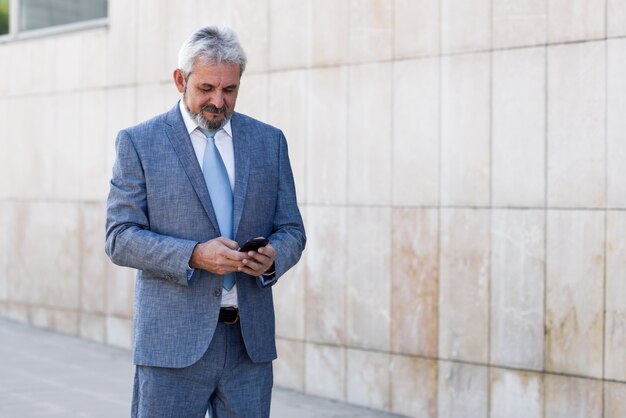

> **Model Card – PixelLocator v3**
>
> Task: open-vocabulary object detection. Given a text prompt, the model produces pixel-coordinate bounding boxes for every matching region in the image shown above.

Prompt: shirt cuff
[256,264,276,288]
[186,267,195,284]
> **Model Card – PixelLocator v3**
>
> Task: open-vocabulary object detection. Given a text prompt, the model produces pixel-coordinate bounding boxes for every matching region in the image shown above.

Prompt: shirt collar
[178,99,232,138]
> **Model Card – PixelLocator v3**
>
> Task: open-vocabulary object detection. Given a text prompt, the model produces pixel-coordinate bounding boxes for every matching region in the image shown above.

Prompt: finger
[257,244,275,257]
[245,251,272,265]
[224,250,247,262]
[218,237,240,250]
[239,265,260,276]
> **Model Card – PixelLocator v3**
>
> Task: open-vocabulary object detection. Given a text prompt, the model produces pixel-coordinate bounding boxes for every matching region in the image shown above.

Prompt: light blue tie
[200,128,235,291]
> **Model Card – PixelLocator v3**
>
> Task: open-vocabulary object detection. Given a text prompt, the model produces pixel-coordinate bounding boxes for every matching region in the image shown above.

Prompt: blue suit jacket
[105,103,306,368]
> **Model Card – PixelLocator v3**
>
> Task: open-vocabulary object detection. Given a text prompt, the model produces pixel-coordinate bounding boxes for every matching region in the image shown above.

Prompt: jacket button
[214,288,222,297]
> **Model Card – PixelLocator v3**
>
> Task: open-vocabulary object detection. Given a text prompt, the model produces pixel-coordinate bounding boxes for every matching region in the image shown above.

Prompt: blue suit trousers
[132,322,273,418]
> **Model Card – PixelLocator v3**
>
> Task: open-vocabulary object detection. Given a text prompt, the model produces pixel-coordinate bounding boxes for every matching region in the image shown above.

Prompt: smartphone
[239,238,269,252]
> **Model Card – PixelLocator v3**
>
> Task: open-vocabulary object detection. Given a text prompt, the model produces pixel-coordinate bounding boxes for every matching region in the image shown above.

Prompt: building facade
[1,0,626,417]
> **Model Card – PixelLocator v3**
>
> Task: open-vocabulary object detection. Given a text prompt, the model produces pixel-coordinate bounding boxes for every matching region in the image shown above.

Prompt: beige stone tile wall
[1,0,626,416]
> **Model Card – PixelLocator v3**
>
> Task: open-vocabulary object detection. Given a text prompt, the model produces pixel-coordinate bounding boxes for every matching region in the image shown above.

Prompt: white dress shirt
[179,100,238,307]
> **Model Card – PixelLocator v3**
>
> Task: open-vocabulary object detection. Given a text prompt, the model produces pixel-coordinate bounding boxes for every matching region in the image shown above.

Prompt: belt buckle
[222,307,239,324]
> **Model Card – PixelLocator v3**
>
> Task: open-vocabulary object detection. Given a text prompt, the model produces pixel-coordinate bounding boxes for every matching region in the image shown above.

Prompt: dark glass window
[20,0,107,32]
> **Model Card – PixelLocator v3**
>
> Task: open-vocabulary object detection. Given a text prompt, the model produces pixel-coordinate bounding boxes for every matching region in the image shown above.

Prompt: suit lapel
[164,104,221,234]
[231,113,251,240]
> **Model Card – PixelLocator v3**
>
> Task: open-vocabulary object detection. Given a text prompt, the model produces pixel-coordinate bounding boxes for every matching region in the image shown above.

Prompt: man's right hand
[189,237,247,275]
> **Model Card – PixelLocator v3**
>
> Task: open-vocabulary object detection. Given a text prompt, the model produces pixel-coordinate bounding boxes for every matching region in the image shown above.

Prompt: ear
[173,69,186,93]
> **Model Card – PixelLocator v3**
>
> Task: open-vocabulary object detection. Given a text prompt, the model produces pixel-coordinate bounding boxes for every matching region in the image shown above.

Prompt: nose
[208,92,224,109]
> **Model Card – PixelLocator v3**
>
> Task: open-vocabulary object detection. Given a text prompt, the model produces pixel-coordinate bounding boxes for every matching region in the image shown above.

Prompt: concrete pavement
[0,318,404,418]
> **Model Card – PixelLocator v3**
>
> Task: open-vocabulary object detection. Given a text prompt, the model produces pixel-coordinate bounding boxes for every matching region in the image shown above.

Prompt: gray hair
[177,26,247,78]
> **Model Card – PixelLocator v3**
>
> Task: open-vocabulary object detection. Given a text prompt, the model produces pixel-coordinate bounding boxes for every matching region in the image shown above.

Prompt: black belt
[218,307,239,324]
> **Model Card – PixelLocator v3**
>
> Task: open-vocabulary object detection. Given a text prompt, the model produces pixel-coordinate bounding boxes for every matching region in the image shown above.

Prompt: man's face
[174,59,241,131]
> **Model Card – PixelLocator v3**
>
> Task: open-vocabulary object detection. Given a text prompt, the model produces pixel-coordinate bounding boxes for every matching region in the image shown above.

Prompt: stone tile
[106,262,135,318]
[606,382,626,418]
[135,0,171,83]
[79,312,106,344]
[305,343,346,401]
[274,252,306,340]
[106,315,133,350]
[438,361,488,418]
[492,47,546,207]
[0,201,7,301]
[6,202,81,310]
[490,209,545,370]
[441,0,491,53]
[545,375,602,418]
[546,210,604,378]
[29,307,79,336]
[194,0,232,28]
[54,33,82,92]
[307,66,348,205]
[608,38,626,208]
[38,95,58,199]
[52,92,83,200]
[6,303,29,323]
[163,83,183,107]
[274,338,305,391]
[394,0,439,58]
[30,306,55,329]
[606,211,626,381]
[391,208,438,357]
[347,62,392,205]
[0,47,9,96]
[79,90,109,201]
[80,202,107,314]
[493,0,546,48]
[3,96,54,199]
[8,42,37,95]
[236,72,269,123]
[232,0,269,73]
[28,37,58,95]
[50,310,79,336]
[608,0,626,37]
[392,57,439,207]
[0,96,18,198]
[441,53,490,206]
[346,348,390,411]
[309,0,349,66]
[347,207,391,351]
[390,354,437,418]
[267,70,308,204]
[106,0,137,86]
[106,86,137,175]
[349,0,392,63]
[79,30,107,89]
[548,0,605,43]
[439,209,490,363]
[135,83,171,124]
[490,368,543,418]
[0,99,7,198]
[547,42,606,208]
[164,1,203,75]
[269,0,308,70]
[305,206,347,345]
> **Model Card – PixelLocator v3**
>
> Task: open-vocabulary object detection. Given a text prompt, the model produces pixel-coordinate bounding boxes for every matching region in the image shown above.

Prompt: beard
[184,92,232,131]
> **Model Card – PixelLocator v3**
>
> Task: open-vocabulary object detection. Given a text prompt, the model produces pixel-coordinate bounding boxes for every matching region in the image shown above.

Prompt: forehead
[189,59,241,85]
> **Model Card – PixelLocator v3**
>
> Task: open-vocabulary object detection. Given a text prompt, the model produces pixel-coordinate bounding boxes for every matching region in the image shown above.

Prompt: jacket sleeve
[105,129,198,286]
[258,131,306,288]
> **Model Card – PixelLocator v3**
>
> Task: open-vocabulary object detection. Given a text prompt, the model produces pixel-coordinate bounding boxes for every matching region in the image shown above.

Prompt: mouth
[201,105,227,116]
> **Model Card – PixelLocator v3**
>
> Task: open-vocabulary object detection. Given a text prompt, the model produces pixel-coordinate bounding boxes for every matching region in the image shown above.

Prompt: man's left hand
[239,243,276,276]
